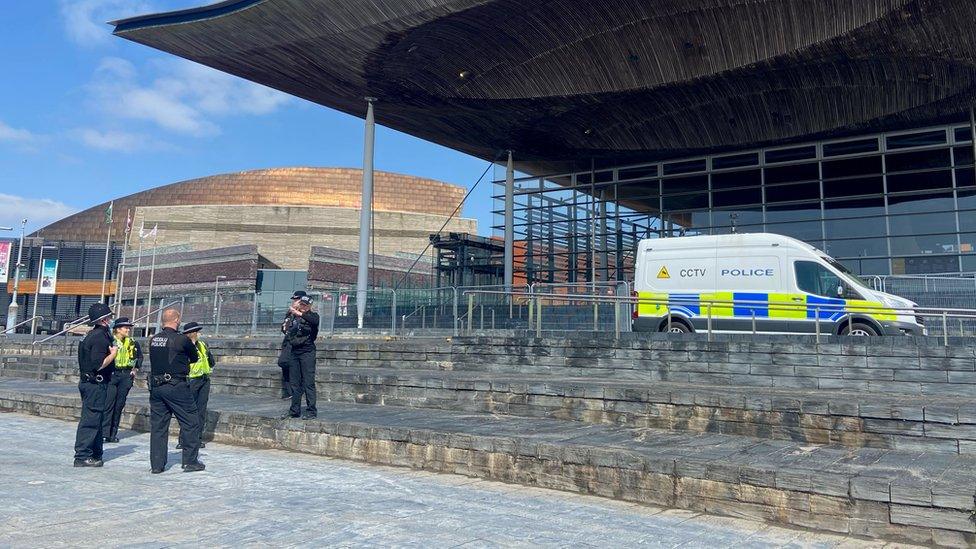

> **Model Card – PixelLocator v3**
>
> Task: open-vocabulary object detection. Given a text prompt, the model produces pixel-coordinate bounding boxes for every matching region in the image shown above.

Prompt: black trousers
[149,380,201,470]
[188,376,211,436]
[74,381,107,460]
[277,342,291,397]
[102,369,134,439]
[288,347,316,416]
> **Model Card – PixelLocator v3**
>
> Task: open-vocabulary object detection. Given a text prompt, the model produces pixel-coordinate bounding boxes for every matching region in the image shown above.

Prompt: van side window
[794,261,861,299]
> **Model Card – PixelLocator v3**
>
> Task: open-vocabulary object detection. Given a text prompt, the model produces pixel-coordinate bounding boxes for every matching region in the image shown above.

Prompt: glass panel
[822,138,878,157]
[710,208,763,227]
[823,176,883,198]
[955,127,973,144]
[824,238,888,257]
[616,182,660,200]
[886,130,946,150]
[712,187,762,207]
[885,149,950,172]
[956,168,976,188]
[766,220,823,241]
[960,233,976,254]
[960,190,976,209]
[822,156,882,179]
[954,146,974,167]
[888,213,957,236]
[765,146,816,164]
[960,206,976,232]
[711,169,761,190]
[766,202,822,223]
[712,152,758,170]
[824,216,886,239]
[662,193,708,211]
[838,257,889,276]
[765,162,819,185]
[892,255,960,275]
[594,170,614,183]
[619,165,658,180]
[890,234,959,255]
[823,197,884,219]
[886,170,953,193]
[663,158,706,175]
[887,192,955,214]
[962,255,976,272]
[662,175,707,194]
[765,182,820,203]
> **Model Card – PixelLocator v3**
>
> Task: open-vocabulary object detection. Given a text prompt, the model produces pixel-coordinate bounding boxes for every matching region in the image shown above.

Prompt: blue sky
[0,1,496,236]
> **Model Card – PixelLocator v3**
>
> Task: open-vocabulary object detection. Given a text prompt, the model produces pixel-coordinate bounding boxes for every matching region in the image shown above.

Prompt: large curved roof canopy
[113,0,976,174]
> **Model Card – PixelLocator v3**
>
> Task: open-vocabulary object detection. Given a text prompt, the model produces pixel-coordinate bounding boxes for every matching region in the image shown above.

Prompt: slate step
[7,359,976,455]
[0,377,973,547]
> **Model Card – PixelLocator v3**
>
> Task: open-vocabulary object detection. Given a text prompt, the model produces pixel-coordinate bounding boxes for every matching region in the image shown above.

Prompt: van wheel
[840,322,878,337]
[661,319,691,333]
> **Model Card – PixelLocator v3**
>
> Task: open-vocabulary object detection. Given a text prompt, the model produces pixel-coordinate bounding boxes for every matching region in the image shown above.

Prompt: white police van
[632,233,925,336]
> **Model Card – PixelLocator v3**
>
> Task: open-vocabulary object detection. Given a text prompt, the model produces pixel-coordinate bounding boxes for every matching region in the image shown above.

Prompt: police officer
[148,308,204,474]
[74,303,116,467]
[284,294,319,419]
[102,317,142,443]
[277,291,305,399]
[177,322,215,449]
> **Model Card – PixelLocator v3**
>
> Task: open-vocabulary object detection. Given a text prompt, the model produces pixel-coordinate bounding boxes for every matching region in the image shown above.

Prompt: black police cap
[88,303,113,324]
[291,290,308,300]
[181,322,204,334]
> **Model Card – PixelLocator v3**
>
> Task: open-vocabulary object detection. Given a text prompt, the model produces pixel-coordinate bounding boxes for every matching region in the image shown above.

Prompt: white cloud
[0,194,79,234]
[60,0,154,46]
[87,57,292,137]
[0,121,40,144]
[70,128,171,153]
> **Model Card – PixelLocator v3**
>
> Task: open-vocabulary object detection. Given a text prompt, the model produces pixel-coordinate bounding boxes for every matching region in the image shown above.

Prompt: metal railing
[1,316,44,345]
[462,289,976,345]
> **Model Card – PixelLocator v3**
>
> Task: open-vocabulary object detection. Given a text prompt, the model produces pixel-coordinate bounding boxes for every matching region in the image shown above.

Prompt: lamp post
[31,245,57,335]
[5,219,26,333]
[213,275,226,333]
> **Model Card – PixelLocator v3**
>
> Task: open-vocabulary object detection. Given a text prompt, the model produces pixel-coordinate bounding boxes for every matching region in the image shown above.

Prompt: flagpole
[131,222,144,322]
[145,227,158,336]
[114,209,132,316]
[99,201,114,303]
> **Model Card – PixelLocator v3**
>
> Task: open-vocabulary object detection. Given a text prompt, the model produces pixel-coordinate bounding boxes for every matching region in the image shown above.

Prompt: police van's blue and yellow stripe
[636,292,896,322]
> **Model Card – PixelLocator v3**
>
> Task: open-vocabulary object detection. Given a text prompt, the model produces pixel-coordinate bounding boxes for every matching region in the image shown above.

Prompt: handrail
[132,299,182,326]
[2,315,43,336]
[34,314,90,345]
[462,289,976,344]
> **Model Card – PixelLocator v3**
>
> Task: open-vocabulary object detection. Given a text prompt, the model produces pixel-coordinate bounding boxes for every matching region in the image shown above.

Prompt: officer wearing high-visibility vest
[74,303,116,468]
[102,317,143,443]
[177,322,215,450]
[148,308,204,474]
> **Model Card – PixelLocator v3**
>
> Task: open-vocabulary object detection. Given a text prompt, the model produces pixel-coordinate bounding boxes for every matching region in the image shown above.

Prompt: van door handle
[791,297,803,302]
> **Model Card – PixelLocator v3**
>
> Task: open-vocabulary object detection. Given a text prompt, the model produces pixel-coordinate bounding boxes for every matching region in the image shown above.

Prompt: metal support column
[504,150,514,288]
[356,97,377,329]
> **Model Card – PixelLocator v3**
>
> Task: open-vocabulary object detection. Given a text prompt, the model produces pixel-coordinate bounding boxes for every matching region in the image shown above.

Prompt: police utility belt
[150,373,188,387]
[81,372,110,384]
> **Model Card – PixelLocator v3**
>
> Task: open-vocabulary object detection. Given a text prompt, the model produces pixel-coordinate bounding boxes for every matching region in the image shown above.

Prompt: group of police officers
[73,290,319,473]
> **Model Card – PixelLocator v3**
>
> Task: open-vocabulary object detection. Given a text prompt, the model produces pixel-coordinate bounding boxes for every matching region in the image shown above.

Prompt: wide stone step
[11,358,975,455]
[0,377,973,547]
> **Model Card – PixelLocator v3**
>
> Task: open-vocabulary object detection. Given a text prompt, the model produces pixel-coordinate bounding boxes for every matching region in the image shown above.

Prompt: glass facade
[494,123,976,282]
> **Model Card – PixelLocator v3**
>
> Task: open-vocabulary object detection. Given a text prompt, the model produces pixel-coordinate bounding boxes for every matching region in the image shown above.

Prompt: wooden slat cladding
[114,0,976,175]
[7,280,117,296]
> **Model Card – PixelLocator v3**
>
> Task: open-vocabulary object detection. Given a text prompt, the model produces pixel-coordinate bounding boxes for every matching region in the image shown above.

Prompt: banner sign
[39,259,58,295]
[0,242,10,284]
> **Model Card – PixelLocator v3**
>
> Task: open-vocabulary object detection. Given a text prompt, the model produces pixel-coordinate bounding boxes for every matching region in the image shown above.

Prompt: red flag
[124,209,132,235]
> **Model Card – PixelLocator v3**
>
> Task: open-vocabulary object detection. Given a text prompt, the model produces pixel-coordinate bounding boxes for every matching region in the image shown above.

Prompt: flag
[124,209,132,235]
[104,201,114,225]
[140,223,158,239]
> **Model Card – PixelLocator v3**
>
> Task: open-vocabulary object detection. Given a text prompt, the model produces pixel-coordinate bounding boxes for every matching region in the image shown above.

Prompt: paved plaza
[0,412,915,548]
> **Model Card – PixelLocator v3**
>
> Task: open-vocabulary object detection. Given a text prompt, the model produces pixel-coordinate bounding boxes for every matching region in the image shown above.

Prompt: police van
[632,233,925,336]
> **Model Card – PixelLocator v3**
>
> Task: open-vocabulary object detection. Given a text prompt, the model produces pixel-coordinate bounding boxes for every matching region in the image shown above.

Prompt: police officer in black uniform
[148,308,204,474]
[276,291,305,399]
[284,294,319,419]
[74,302,116,467]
